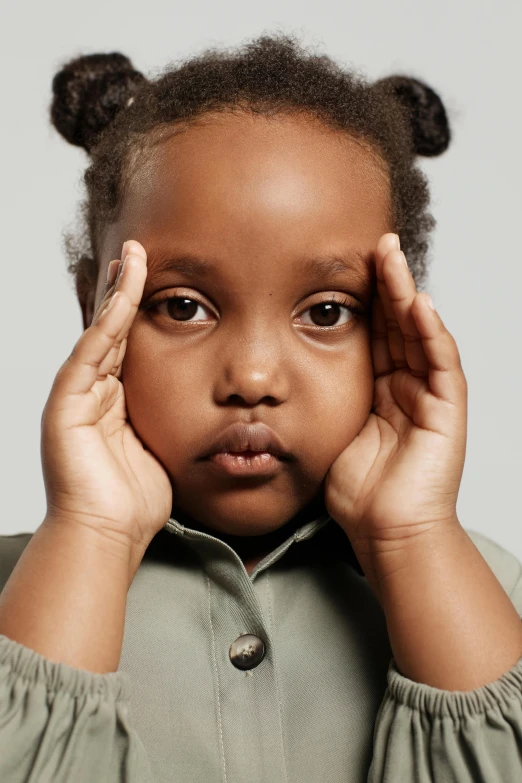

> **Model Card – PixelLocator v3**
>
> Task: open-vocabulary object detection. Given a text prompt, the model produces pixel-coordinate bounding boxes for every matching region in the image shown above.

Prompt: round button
[229,634,266,670]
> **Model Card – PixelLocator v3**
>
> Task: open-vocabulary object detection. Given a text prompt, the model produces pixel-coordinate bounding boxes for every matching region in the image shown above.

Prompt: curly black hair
[49,32,451,307]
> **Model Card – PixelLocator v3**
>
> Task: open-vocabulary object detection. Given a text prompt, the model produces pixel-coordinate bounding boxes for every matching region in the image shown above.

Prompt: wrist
[0,516,134,672]
[351,517,461,605]
[42,513,146,588]
[351,518,522,689]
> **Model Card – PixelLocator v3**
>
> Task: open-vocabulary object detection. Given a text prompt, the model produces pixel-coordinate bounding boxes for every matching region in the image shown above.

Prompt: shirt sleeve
[0,633,154,782]
[368,566,522,783]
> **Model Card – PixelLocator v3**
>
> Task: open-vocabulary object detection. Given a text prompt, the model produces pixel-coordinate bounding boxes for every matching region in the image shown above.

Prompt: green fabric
[0,515,522,782]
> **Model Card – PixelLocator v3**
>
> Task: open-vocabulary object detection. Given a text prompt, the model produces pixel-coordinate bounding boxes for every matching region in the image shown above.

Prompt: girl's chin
[170,491,327,540]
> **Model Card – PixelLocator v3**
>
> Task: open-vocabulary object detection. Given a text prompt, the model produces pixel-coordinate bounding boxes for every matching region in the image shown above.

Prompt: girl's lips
[200,421,292,461]
[207,451,283,477]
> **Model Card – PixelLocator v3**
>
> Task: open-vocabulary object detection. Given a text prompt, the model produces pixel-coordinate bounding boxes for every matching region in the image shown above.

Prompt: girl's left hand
[324,232,468,550]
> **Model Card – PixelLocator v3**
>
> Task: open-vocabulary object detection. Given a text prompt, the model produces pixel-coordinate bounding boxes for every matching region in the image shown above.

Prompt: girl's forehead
[126,113,389,198]
[121,113,391,231]
[97,114,391,289]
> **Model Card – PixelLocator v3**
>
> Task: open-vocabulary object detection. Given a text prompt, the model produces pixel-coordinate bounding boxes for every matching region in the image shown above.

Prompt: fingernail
[425,294,435,310]
[121,241,129,260]
[394,234,401,250]
[106,259,117,285]
[115,259,125,286]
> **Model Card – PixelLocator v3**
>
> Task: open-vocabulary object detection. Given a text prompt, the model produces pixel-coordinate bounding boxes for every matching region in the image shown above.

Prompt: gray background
[1,1,520,560]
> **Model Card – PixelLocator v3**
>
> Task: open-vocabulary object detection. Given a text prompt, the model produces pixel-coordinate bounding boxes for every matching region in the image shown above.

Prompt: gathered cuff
[386,654,522,720]
[0,633,131,702]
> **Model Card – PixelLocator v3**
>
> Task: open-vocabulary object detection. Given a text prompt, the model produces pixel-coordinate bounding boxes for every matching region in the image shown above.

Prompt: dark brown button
[229,634,265,670]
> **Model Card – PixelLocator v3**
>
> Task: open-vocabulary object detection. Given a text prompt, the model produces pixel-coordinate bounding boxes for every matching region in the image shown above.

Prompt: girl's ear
[372,75,451,157]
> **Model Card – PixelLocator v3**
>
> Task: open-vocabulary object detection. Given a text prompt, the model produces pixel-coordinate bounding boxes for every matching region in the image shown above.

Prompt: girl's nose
[213,329,290,406]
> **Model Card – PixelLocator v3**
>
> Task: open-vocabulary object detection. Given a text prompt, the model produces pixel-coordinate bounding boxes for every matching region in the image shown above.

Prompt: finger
[382,249,430,378]
[94,239,148,322]
[92,259,126,326]
[56,291,132,398]
[375,234,407,369]
[94,244,148,378]
[411,294,467,406]
[106,240,148,341]
[371,291,394,378]
[376,232,401,257]
[108,246,148,352]
[55,245,147,398]
[93,277,130,376]
[106,258,120,289]
[98,334,127,379]
[371,233,402,376]
[91,266,129,378]
[111,337,127,380]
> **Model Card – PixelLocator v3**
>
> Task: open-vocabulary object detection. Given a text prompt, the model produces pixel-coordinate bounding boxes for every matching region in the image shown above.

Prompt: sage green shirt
[1,513,522,782]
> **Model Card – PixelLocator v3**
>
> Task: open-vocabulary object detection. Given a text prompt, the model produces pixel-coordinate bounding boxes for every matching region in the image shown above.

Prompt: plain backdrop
[1,1,520,562]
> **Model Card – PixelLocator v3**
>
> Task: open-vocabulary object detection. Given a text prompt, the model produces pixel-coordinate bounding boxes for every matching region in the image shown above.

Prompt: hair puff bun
[373,75,451,157]
[50,52,146,153]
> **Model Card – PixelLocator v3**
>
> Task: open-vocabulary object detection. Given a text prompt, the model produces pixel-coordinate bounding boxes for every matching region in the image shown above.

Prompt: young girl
[0,32,521,783]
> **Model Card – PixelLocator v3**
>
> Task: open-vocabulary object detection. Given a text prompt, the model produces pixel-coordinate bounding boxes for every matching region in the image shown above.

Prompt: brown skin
[80,112,392,572]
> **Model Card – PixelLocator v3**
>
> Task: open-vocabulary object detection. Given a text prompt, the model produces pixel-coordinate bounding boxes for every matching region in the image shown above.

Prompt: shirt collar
[159,510,364,580]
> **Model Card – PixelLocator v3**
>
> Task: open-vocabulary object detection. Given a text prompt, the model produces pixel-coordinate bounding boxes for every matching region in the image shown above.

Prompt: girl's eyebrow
[300,251,371,284]
[146,248,371,285]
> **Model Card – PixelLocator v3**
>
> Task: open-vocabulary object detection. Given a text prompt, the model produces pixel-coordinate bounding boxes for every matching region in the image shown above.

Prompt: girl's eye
[143,294,362,328]
[147,296,210,323]
[299,297,358,328]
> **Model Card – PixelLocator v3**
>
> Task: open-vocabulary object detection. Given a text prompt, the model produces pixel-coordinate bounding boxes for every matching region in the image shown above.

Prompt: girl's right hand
[40,240,173,562]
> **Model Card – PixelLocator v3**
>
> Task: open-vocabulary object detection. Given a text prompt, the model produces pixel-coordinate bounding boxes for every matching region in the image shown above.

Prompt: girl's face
[88,112,392,539]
